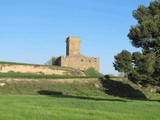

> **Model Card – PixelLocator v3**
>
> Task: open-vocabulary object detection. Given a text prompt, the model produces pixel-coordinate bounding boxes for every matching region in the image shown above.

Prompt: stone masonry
[52,37,100,71]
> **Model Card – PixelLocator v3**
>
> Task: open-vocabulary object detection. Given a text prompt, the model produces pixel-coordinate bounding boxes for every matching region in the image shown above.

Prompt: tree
[113,50,132,76]
[127,0,160,86]
[132,52,143,68]
[128,1,160,53]
[129,52,156,85]
[113,0,160,86]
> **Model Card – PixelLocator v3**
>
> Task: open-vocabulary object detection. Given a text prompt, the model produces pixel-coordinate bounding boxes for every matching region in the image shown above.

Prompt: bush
[104,74,110,80]
[83,68,103,78]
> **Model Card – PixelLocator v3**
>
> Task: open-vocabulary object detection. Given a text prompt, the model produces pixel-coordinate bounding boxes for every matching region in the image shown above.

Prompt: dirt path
[0,78,99,84]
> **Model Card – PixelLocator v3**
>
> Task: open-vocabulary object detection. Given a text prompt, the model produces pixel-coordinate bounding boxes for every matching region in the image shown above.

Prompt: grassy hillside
[0,61,103,78]
[0,61,160,120]
[0,78,101,95]
[0,77,159,99]
[0,76,160,120]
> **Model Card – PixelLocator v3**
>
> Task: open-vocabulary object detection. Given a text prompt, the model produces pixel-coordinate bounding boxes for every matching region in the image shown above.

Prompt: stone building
[52,37,100,71]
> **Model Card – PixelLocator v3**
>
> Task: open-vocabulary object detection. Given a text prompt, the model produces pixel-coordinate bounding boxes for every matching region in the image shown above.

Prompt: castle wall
[60,55,99,71]
[52,57,61,66]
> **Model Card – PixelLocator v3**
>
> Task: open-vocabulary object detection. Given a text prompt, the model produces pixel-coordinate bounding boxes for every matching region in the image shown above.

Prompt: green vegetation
[114,0,160,86]
[0,77,160,120]
[83,68,103,77]
[0,94,159,120]
[113,50,132,76]
[0,79,101,95]
[0,72,102,79]
[0,77,159,99]
[0,72,78,79]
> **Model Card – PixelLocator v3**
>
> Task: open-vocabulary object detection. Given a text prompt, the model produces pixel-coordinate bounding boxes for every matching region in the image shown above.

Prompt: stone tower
[52,36,100,72]
[66,37,81,56]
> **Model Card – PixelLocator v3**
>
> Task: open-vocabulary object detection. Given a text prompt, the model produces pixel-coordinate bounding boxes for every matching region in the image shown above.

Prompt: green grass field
[0,95,160,120]
[0,78,160,120]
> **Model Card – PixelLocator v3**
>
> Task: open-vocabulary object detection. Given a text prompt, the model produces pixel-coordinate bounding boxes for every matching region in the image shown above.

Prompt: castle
[52,37,100,71]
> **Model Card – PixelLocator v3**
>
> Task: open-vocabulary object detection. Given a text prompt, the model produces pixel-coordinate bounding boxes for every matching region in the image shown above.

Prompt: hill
[0,63,160,120]
[0,61,103,79]
[0,76,160,100]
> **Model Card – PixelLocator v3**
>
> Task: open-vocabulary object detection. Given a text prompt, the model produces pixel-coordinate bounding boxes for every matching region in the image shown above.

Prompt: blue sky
[0,0,152,74]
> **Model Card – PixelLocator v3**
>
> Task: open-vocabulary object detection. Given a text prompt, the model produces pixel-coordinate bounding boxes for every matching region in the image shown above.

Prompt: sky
[0,0,152,75]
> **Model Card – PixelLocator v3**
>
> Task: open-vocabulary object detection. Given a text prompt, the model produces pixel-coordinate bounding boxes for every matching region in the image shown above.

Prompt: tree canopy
[113,0,160,87]
[128,1,160,53]
[113,50,132,76]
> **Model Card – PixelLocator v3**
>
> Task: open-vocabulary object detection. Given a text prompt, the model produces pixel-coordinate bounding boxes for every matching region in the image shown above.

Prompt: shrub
[104,74,110,80]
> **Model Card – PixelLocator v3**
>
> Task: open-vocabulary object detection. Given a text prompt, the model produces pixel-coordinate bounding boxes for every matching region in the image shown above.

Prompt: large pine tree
[128,1,160,53]
[114,0,160,86]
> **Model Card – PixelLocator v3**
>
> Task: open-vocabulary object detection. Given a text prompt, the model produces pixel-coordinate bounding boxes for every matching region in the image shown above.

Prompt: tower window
[81,59,84,62]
